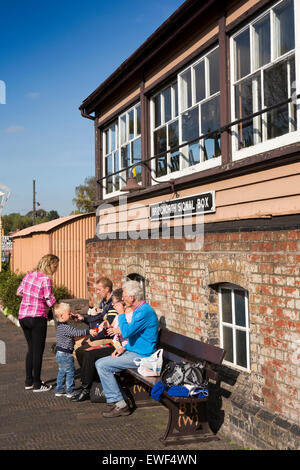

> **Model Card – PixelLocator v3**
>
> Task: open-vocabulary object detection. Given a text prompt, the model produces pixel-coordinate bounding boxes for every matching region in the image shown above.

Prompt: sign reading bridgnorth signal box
[150,191,215,221]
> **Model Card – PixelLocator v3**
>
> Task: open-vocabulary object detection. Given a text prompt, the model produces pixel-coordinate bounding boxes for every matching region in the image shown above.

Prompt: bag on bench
[134,349,163,377]
[161,361,207,388]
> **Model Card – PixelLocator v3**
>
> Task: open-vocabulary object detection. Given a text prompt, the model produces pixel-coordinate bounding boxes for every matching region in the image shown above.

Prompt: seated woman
[71,288,127,402]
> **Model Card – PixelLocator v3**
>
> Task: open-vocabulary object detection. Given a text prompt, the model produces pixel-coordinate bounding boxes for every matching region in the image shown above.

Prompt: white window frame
[230,0,300,162]
[218,284,251,373]
[150,46,222,184]
[103,102,141,198]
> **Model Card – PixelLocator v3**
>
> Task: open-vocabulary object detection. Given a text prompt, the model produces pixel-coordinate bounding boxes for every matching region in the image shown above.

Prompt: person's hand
[112,347,125,357]
[76,314,84,321]
[107,326,121,336]
[89,329,98,337]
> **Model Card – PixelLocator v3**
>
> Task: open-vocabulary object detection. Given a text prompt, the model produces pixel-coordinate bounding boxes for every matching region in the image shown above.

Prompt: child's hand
[77,314,84,321]
[89,329,98,337]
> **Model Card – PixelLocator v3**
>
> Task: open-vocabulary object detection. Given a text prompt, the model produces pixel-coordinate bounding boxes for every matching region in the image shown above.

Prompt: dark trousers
[19,316,47,388]
[76,343,115,387]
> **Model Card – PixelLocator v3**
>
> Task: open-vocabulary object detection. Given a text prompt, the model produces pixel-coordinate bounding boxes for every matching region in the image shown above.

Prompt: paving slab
[0,313,243,453]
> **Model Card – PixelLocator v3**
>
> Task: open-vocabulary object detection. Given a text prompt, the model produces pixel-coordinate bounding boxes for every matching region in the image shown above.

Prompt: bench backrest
[158,328,225,380]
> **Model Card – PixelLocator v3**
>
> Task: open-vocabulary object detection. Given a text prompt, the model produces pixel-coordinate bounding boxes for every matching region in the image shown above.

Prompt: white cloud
[4,125,25,133]
[26,92,40,99]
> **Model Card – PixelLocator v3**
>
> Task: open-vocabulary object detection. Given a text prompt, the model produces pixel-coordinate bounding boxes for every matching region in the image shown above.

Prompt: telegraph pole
[33,179,36,224]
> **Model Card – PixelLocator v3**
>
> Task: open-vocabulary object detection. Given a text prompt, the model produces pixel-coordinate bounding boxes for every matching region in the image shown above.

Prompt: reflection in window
[219,285,250,370]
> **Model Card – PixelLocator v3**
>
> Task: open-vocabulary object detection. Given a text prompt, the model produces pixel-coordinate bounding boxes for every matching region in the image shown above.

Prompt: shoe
[102,404,131,418]
[55,392,66,397]
[66,392,76,398]
[70,386,90,402]
[25,385,34,390]
[33,382,52,392]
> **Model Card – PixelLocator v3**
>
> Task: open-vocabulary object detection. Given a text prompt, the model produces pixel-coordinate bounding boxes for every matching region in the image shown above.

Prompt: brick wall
[86,228,300,449]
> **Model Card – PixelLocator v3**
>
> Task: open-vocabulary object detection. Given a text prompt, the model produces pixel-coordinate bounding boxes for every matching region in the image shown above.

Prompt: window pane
[201,95,221,159]
[168,120,179,150]
[194,60,205,103]
[154,94,162,128]
[236,330,247,368]
[253,15,270,69]
[208,49,220,96]
[105,154,113,193]
[136,105,141,135]
[170,152,180,173]
[111,125,116,152]
[156,155,167,177]
[132,138,142,182]
[188,142,200,166]
[129,110,134,140]
[121,144,130,178]
[290,56,297,131]
[180,69,192,110]
[182,106,199,143]
[221,288,232,323]
[174,83,178,117]
[223,326,233,363]
[163,87,172,123]
[114,151,119,191]
[105,129,110,155]
[235,74,261,149]
[274,0,295,58]
[234,28,250,80]
[154,127,167,177]
[120,115,127,145]
[235,290,246,327]
[264,60,289,139]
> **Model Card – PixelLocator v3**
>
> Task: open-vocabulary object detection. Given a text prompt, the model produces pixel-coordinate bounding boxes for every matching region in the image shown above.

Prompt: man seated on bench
[95,280,159,418]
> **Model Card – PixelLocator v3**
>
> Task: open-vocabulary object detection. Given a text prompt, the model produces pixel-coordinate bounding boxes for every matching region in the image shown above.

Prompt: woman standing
[17,254,59,392]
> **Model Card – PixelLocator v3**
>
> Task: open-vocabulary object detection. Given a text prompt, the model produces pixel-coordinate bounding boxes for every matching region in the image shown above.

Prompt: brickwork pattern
[86,228,300,449]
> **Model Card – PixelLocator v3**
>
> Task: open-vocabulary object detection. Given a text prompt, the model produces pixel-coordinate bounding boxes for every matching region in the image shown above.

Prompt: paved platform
[0,313,243,452]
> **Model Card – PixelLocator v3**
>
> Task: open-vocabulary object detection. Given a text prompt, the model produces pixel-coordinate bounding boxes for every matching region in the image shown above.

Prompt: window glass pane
[170,152,180,173]
[111,125,116,152]
[173,83,178,117]
[105,129,110,155]
[235,74,261,149]
[234,28,250,80]
[253,15,270,69]
[105,154,113,193]
[194,60,205,103]
[156,155,167,177]
[154,127,167,177]
[180,69,192,111]
[114,151,119,191]
[120,115,127,145]
[235,290,246,327]
[182,106,199,143]
[223,326,233,363]
[121,144,130,179]
[290,56,297,131]
[264,60,289,139]
[221,288,232,323]
[168,120,179,150]
[188,142,200,166]
[208,49,220,96]
[132,138,142,183]
[201,95,221,159]
[236,330,247,368]
[274,0,295,58]
[154,94,162,128]
[136,105,141,135]
[129,110,134,140]
[163,87,172,123]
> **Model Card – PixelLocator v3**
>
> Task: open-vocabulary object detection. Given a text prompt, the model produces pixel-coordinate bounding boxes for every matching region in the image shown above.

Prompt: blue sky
[0,0,184,216]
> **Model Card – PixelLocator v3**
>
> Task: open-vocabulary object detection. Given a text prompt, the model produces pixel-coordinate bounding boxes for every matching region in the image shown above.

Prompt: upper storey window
[231,0,298,159]
[151,46,221,181]
[103,103,141,196]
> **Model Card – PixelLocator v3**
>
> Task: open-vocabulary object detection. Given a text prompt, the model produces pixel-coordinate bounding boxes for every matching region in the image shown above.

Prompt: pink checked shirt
[17,271,56,319]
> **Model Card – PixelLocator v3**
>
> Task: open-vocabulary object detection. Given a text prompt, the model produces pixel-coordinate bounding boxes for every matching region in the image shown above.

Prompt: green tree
[72,176,96,213]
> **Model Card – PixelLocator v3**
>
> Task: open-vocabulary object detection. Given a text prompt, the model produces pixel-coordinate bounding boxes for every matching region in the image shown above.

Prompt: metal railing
[97,93,300,189]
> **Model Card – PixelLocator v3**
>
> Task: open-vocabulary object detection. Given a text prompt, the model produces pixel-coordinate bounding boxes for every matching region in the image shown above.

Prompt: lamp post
[0,185,11,272]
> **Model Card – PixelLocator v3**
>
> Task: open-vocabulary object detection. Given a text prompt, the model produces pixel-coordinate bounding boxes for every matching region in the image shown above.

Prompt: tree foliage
[2,210,60,235]
[72,176,96,213]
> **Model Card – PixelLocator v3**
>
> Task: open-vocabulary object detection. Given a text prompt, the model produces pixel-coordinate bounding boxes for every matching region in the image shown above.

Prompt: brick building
[79,0,300,449]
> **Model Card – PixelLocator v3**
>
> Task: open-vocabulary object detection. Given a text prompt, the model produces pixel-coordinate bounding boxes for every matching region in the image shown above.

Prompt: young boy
[54,302,92,398]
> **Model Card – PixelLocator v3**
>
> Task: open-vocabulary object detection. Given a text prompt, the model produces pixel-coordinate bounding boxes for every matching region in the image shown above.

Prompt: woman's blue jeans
[56,351,75,394]
[95,350,142,403]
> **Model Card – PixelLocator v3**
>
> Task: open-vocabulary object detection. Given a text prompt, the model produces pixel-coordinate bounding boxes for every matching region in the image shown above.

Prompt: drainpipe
[80,107,95,121]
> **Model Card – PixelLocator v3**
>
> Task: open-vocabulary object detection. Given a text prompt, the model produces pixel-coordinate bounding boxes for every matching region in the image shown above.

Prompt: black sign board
[150,191,215,221]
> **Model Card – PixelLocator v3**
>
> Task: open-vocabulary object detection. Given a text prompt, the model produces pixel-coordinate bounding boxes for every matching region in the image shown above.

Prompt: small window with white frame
[219,284,250,371]
[103,102,141,196]
[150,46,221,181]
[231,0,298,160]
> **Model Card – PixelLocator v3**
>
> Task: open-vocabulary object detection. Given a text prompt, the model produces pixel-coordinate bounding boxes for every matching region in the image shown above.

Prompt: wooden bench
[119,328,226,446]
